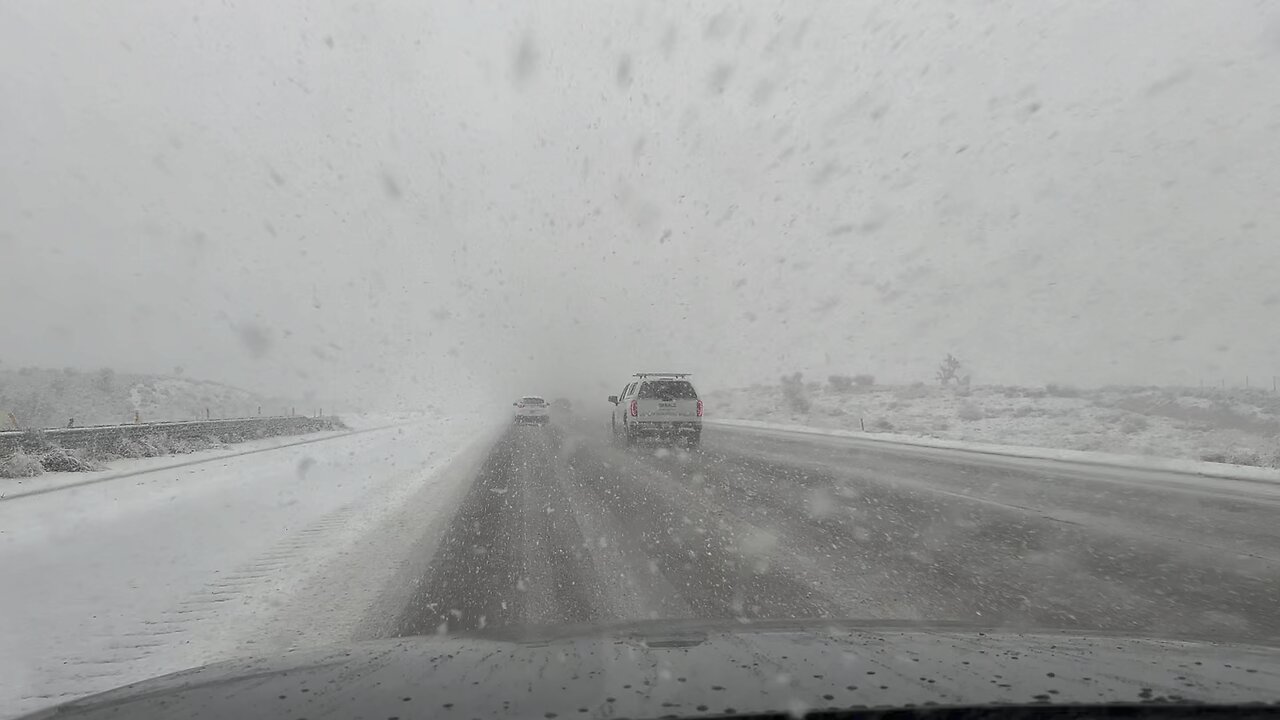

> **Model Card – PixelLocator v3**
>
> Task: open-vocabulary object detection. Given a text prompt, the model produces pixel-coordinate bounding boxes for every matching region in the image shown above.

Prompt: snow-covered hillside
[705,381,1280,467]
[0,369,287,428]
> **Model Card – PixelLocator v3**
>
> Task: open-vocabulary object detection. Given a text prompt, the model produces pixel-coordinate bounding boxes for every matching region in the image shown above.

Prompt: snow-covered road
[392,419,1280,643]
[5,413,1279,718]
[0,415,497,717]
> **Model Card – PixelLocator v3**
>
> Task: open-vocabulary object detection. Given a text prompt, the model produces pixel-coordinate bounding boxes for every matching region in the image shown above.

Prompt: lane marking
[713,437,1280,565]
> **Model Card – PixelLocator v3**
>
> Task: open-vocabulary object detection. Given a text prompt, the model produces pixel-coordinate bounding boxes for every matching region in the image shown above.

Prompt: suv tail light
[696,399,704,417]
[629,399,638,417]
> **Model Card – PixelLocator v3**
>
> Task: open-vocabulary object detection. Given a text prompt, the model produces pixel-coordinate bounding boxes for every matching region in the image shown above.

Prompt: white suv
[608,373,703,448]
[512,396,551,425]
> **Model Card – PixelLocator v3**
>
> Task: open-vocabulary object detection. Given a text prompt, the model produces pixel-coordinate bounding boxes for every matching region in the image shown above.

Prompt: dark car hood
[21,619,1280,718]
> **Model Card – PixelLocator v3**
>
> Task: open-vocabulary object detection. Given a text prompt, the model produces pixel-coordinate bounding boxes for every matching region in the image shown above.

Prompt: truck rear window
[638,380,697,400]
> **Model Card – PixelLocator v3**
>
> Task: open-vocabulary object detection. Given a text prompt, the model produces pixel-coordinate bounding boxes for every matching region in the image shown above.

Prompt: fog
[3,1,1279,411]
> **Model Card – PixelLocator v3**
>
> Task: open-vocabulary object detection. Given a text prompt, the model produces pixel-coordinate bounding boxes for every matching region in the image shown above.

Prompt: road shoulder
[706,417,1280,485]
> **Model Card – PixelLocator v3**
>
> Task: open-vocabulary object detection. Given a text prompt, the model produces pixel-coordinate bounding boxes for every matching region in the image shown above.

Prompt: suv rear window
[520,397,546,405]
[637,380,697,400]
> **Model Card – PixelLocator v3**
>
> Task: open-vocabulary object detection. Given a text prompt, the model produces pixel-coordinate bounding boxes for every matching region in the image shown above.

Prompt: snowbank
[0,412,496,717]
[704,383,1280,468]
[707,418,1280,485]
[0,427,362,500]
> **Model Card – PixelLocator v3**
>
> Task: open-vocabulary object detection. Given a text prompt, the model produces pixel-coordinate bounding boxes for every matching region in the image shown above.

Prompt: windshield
[3,1,1279,716]
[638,380,699,400]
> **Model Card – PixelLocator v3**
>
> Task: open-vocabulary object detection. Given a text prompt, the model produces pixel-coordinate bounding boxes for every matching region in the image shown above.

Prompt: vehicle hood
[21,619,1280,718]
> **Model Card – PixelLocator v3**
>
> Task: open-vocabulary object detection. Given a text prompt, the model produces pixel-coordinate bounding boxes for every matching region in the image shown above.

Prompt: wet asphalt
[389,417,1280,644]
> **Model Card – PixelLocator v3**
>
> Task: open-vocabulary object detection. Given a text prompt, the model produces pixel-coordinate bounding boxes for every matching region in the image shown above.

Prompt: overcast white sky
[2,1,1279,408]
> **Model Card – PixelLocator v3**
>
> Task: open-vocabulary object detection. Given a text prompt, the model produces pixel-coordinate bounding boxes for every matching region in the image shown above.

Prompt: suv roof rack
[633,372,691,378]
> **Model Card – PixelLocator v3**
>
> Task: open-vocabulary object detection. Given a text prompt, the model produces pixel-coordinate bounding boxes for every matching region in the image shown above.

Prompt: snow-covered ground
[340,410,435,430]
[1,428,361,499]
[705,383,1280,467]
[0,411,498,718]
[0,369,285,429]
[707,419,1280,488]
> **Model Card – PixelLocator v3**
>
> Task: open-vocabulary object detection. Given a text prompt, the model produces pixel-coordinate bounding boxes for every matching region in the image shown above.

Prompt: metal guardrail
[0,416,346,455]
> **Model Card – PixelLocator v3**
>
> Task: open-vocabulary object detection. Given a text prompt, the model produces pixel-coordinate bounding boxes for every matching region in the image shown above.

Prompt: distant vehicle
[608,373,702,448]
[512,396,550,425]
[551,397,573,412]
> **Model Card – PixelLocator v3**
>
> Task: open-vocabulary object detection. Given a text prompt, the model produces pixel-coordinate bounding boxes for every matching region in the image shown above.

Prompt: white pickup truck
[608,373,702,448]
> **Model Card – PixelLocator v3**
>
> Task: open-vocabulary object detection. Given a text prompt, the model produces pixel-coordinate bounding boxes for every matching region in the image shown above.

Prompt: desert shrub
[19,429,55,453]
[826,407,846,416]
[895,384,930,400]
[1046,383,1083,398]
[95,367,116,393]
[1199,449,1277,467]
[828,375,854,393]
[872,418,895,432]
[1012,405,1036,418]
[169,437,212,454]
[1225,450,1261,466]
[853,374,875,387]
[142,434,175,454]
[1073,437,1105,451]
[780,372,811,413]
[40,447,94,472]
[1118,415,1149,434]
[957,402,984,421]
[115,437,156,458]
[0,452,43,478]
[936,354,962,385]
[1236,450,1268,466]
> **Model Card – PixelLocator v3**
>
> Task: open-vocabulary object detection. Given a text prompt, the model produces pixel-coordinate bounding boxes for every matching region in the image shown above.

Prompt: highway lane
[387,417,1280,644]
